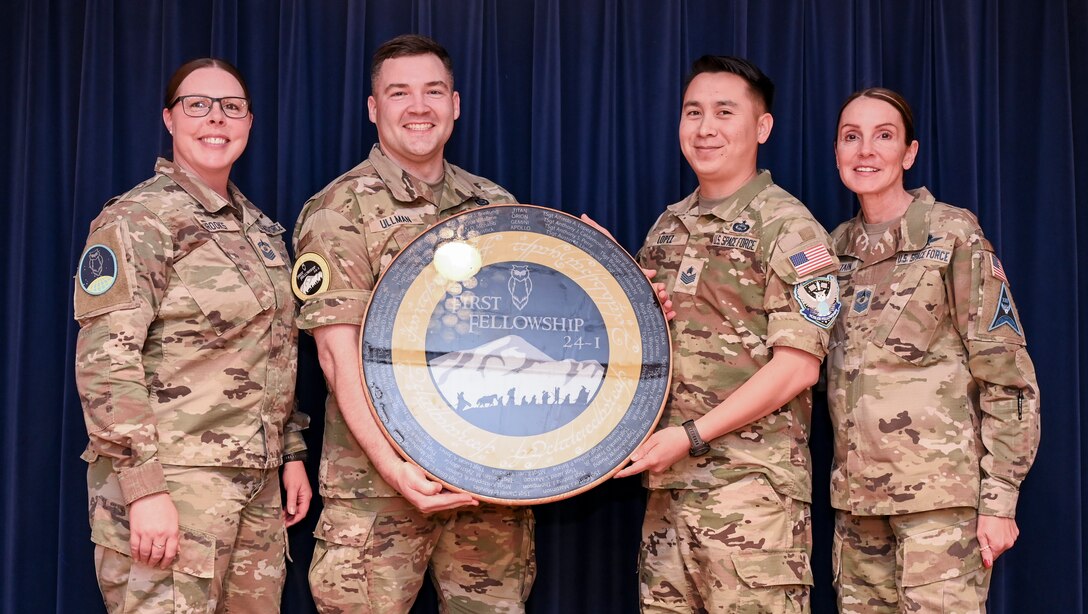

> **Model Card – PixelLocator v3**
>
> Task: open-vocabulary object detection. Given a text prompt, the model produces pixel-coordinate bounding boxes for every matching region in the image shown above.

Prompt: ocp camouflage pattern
[292,144,514,500]
[74,158,307,504]
[826,188,1040,517]
[636,171,840,502]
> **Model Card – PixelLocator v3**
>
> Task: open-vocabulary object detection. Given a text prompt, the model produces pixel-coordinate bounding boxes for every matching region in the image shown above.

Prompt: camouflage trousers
[309,498,536,614]
[833,507,991,613]
[87,459,286,613]
[640,475,813,613]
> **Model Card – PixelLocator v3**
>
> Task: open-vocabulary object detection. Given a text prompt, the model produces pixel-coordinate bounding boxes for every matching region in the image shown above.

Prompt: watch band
[682,419,710,457]
[282,450,308,464]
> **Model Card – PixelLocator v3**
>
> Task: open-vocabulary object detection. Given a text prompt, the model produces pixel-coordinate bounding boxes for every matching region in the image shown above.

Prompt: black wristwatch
[282,450,308,464]
[681,420,710,457]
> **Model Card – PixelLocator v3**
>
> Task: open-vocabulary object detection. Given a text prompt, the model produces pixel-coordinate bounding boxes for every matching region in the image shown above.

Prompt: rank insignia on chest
[793,274,841,329]
[673,256,705,295]
[249,232,286,267]
[852,287,873,315]
[988,283,1022,336]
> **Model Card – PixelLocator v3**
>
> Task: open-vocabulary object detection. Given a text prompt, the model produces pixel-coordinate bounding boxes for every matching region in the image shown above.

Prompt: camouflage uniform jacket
[826,188,1040,517]
[74,159,307,505]
[292,144,515,499]
[637,171,840,502]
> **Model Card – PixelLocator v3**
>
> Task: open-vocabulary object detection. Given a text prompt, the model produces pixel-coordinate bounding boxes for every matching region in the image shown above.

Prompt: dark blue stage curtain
[2,1,1084,612]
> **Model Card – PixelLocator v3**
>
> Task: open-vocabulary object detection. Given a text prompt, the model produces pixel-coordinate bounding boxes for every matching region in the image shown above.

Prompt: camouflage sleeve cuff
[978,477,1020,518]
[296,290,372,330]
[766,313,828,358]
[117,459,169,505]
[283,429,308,456]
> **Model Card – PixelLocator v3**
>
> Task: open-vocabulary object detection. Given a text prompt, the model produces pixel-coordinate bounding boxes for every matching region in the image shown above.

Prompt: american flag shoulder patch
[990,253,1008,283]
[788,244,834,277]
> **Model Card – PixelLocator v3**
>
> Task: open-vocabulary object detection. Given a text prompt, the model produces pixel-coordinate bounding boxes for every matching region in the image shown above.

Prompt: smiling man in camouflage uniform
[292,35,535,613]
[616,55,840,613]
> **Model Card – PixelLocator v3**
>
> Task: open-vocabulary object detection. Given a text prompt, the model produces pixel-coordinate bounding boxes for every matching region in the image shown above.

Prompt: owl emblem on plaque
[361,205,671,504]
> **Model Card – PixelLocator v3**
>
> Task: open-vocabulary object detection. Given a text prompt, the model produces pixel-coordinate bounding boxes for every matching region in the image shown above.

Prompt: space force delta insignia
[292,253,331,300]
[793,274,841,329]
[988,283,1022,336]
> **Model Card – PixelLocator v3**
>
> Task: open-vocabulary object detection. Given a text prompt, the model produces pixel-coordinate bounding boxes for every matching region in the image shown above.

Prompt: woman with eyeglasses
[825,87,1041,612]
[73,58,310,612]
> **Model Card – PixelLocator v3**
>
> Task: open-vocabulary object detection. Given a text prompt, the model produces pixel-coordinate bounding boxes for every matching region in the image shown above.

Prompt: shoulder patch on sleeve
[987,283,1022,336]
[292,252,331,300]
[793,274,841,329]
[788,244,835,277]
[989,252,1008,283]
[74,224,136,319]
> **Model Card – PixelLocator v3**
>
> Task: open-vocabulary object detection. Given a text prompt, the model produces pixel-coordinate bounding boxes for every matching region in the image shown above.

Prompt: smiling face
[162,67,251,191]
[679,71,772,199]
[835,96,919,205]
[368,53,460,183]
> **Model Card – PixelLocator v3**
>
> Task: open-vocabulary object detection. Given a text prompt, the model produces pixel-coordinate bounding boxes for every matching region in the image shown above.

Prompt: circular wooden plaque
[360,205,670,504]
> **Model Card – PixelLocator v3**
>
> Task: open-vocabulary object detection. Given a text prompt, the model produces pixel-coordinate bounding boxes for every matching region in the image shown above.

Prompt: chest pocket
[173,239,268,336]
[370,225,427,277]
[870,263,946,365]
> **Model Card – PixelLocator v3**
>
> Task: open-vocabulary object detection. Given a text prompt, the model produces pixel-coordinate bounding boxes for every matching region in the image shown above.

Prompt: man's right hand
[128,492,179,569]
[385,460,478,514]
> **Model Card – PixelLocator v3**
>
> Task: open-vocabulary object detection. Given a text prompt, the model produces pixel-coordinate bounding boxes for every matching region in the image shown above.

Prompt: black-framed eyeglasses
[168,95,251,119]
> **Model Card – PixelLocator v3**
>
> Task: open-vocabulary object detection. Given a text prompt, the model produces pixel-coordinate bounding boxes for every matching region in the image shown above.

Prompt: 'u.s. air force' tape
[291,253,331,300]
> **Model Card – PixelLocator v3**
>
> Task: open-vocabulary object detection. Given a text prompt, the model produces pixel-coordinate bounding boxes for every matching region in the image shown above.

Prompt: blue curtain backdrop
[1,1,1084,612]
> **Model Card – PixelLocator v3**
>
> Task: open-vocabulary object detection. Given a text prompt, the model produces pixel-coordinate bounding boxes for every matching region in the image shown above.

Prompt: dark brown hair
[837,87,915,144]
[371,34,454,92]
[163,58,251,111]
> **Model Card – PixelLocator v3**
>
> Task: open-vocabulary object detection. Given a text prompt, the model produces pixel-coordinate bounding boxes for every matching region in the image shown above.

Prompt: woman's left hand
[977,514,1019,568]
[281,460,312,528]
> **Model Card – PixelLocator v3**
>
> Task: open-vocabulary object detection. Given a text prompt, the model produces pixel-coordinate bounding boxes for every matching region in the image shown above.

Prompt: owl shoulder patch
[74,223,137,320]
[292,252,332,300]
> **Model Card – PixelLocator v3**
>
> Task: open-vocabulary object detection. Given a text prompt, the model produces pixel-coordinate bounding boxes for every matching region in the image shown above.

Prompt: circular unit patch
[78,244,119,296]
[361,205,671,504]
[292,252,331,300]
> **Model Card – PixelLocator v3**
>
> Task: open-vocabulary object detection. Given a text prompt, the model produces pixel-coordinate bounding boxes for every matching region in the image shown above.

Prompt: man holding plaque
[291,35,535,613]
[616,55,840,611]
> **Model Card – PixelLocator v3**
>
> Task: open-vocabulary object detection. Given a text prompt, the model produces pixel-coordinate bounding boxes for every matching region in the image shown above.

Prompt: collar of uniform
[898,187,937,251]
[367,144,479,211]
[154,157,238,216]
[669,170,774,222]
[836,186,936,259]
